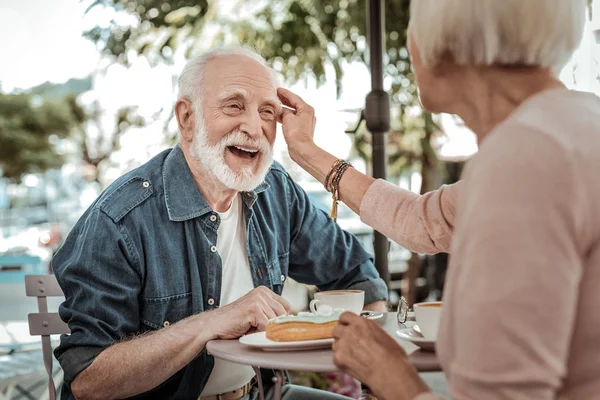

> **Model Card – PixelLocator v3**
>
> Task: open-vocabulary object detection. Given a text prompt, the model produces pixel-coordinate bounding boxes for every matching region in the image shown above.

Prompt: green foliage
[86,0,416,103]
[85,0,438,187]
[0,93,84,181]
[84,0,210,63]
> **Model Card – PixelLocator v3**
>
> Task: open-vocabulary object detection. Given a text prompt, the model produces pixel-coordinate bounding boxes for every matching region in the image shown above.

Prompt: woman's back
[439,88,600,399]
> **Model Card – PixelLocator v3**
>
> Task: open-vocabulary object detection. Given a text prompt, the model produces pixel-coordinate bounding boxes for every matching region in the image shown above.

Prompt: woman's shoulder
[475,89,600,166]
[508,88,600,150]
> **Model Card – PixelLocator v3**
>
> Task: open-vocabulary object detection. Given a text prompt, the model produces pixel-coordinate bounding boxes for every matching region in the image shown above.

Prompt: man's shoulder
[92,148,172,222]
[267,160,288,176]
[263,160,293,188]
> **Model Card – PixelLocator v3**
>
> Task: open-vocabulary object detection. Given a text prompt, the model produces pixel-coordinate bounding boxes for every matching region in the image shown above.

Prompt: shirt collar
[163,145,270,221]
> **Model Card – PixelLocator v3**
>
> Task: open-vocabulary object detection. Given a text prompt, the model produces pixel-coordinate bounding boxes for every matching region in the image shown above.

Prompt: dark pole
[365,0,390,287]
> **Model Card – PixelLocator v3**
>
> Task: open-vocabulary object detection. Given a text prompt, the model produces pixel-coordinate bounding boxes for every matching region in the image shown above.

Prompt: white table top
[206,312,440,372]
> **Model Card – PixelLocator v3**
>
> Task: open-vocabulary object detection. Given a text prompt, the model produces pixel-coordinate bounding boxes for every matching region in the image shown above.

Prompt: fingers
[277,88,300,109]
[261,299,278,321]
[265,295,289,317]
[256,312,271,331]
[277,88,314,115]
[246,287,290,331]
[339,311,362,325]
[260,286,292,314]
[332,333,355,373]
[274,294,292,314]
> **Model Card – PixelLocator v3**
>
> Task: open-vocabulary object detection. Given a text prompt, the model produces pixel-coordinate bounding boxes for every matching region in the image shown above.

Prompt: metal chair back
[25,275,69,400]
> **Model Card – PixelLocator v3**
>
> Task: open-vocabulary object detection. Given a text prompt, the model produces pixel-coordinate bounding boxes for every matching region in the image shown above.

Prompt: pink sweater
[360,88,600,399]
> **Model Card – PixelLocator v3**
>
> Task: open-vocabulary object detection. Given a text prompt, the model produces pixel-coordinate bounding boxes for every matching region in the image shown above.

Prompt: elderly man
[52,46,388,400]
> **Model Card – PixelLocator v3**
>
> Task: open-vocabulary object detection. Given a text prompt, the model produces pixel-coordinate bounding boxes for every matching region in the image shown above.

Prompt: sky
[0,0,99,92]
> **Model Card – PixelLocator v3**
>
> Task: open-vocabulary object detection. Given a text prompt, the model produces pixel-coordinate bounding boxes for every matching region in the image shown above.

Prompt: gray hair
[177,46,280,108]
[409,0,587,72]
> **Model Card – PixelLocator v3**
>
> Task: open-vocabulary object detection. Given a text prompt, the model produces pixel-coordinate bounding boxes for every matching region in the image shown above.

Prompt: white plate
[239,332,333,352]
[396,327,436,352]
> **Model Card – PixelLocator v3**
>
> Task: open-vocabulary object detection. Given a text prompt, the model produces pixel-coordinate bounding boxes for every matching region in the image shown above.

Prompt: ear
[175,98,195,142]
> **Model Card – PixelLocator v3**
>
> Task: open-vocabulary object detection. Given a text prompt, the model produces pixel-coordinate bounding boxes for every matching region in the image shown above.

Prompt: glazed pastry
[265,312,341,342]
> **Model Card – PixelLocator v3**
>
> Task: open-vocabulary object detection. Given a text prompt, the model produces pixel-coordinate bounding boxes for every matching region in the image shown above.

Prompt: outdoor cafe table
[206,312,440,400]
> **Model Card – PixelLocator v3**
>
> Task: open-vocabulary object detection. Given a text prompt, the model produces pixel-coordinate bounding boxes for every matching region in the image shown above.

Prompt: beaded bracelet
[324,159,344,192]
[324,159,353,221]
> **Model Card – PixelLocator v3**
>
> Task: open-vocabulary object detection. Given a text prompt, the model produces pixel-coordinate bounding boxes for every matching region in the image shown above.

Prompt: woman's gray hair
[177,46,280,109]
[409,0,587,72]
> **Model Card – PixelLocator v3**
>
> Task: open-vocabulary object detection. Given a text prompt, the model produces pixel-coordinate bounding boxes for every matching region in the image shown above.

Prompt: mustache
[219,130,271,153]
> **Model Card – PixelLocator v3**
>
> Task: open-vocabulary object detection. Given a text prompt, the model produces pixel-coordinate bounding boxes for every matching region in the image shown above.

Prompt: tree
[0,93,84,182]
[73,102,146,183]
[84,0,440,188]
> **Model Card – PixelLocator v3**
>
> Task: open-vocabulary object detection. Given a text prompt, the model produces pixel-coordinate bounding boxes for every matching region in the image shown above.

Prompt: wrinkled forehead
[203,55,279,104]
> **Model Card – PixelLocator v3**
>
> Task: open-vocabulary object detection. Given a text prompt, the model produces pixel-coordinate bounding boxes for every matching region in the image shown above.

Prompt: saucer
[396,327,436,352]
[360,310,384,320]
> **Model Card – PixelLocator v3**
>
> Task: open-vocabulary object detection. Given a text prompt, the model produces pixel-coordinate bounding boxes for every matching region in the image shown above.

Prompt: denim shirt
[52,146,387,400]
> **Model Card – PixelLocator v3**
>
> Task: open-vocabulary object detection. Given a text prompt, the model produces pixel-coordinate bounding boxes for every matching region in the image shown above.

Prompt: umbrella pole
[365,0,391,287]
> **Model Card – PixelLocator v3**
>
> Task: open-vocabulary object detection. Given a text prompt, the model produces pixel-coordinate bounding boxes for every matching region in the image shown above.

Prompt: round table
[206,312,440,400]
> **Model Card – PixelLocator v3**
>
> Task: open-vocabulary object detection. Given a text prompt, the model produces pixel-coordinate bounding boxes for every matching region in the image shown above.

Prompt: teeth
[233,146,258,153]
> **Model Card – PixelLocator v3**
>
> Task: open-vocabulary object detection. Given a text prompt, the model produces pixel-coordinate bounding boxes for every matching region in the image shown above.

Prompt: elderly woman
[278,0,600,399]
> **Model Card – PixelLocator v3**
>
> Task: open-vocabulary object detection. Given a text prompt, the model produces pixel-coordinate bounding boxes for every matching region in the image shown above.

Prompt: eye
[261,108,276,119]
[225,103,243,110]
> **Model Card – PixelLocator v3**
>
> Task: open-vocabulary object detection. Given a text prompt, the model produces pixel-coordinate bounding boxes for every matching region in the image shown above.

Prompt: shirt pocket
[268,253,289,295]
[140,292,193,330]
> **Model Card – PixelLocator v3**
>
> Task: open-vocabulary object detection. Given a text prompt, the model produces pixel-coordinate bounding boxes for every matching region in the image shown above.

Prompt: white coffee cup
[413,301,443,340]
[310,290,365,315]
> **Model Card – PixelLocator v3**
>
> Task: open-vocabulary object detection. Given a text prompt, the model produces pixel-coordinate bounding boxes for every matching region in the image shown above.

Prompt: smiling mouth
[227,145,260,159]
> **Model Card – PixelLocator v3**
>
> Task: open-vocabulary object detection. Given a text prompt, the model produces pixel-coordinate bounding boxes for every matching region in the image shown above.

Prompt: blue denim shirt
[52,146,387,399]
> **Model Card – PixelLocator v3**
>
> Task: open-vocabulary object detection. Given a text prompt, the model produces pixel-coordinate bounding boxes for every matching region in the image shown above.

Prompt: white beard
[190,118,274,192]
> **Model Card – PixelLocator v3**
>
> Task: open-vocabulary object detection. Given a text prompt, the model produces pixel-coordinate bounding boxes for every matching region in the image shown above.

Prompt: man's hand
[207,286,291,340]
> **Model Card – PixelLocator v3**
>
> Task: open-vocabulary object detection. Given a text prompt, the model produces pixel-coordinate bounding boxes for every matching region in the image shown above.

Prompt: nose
[239,110,263,139]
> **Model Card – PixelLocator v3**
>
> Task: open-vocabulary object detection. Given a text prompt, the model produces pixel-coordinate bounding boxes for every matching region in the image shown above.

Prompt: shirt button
[210,246,217,253]
[210,215,217,222]
[142,181,150,188]
[281,274,286,282]
[208,298,215,306]
[163,320,170,327]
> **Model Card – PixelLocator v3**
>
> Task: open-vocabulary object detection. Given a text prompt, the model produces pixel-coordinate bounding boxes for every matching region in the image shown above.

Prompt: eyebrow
[216,88,249,102]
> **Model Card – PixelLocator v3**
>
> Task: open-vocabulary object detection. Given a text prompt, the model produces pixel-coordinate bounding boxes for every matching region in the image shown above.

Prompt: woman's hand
[277,87,318,161]
[332,312,431,400]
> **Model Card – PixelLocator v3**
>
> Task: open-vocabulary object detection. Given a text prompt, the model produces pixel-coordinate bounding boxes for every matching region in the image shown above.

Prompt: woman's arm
[279,88,458,254]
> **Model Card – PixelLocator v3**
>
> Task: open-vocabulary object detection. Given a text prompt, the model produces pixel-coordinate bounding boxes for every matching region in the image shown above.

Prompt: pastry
[265,311,341,342]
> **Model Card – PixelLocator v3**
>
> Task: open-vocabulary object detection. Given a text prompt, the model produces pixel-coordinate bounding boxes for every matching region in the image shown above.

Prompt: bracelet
[331,162,351,192]
[324,159,344,192]
[327,160,353,222]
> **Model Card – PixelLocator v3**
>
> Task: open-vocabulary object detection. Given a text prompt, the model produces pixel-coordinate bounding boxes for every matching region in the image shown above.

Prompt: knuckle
[333,353,347,368]
[249,303,261,313]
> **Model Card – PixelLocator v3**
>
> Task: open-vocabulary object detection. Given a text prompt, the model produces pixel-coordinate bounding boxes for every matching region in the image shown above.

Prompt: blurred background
[1,0,599,397]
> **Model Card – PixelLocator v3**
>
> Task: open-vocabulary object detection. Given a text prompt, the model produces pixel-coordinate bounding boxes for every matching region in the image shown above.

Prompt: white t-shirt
[200,194,256,396]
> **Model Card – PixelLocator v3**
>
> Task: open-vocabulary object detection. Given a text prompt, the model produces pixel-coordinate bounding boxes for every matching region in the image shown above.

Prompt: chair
[24,274,69,400]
